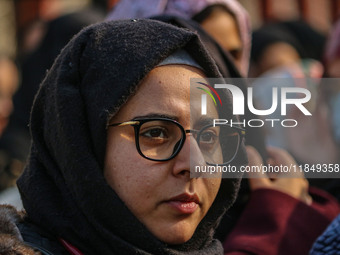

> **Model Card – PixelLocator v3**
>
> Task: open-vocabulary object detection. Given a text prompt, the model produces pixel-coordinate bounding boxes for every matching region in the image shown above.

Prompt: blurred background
[241,0,340,33]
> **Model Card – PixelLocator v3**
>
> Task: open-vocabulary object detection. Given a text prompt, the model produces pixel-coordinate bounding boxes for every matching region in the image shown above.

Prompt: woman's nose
[171,134,206,178]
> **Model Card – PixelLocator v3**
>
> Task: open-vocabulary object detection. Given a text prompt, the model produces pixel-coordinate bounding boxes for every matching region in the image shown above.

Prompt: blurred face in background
[326,58,340,78]
[0,58,18,136]
[250,42,300,77]
[258,42,300,74]
[200,8,243,70]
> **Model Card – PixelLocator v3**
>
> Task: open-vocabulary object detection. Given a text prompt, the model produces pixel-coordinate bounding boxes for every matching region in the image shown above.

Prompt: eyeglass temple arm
[108,121,140,127]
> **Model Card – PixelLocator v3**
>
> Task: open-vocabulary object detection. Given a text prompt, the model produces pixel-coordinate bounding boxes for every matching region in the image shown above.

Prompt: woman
[0,19,247,254]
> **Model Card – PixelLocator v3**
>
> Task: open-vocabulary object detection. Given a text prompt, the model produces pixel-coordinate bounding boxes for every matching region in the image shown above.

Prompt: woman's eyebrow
[194,117,215,127]
[132,113,179,121]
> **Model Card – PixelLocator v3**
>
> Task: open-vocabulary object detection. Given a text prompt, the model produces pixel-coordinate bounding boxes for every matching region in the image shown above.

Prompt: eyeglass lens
[199,124,240,165]
[138,120,183,160]
[137,120,240,164]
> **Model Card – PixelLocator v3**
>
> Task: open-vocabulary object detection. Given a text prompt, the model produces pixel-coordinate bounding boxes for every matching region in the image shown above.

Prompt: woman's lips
[166,193,200,214]
[167,201,199,214]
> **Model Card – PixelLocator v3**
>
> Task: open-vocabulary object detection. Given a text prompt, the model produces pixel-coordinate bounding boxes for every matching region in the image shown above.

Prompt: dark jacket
[0,205,67,254]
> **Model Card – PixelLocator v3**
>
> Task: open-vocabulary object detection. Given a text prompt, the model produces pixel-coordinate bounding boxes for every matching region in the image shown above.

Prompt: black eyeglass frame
[108,117,245,165]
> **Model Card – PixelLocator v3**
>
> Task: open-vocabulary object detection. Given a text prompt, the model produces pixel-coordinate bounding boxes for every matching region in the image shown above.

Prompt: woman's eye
[200,131,217,143]
[141,128,167,139]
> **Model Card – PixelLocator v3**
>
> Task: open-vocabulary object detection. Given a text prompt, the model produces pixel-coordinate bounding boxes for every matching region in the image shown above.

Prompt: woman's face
[200,9,243,69]
[257,42,300,76]
[104,65,221,244]
[327,58,340,78]
[0,59,18,136]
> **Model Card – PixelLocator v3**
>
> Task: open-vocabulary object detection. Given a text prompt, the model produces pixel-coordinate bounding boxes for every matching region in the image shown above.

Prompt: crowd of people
[0,0,339,254]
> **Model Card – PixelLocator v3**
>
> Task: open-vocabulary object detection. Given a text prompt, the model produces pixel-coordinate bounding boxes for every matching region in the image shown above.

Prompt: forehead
[110,65,217,123]
[136,65,201,99]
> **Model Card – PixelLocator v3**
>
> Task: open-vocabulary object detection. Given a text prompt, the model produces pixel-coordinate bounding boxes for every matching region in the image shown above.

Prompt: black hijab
[17,19,245,254]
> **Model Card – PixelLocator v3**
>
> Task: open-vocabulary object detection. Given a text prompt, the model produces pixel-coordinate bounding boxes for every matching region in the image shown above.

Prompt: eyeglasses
[108,118,245,165]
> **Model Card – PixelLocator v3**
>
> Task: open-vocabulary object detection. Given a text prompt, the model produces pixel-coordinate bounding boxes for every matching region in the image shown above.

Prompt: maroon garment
[223,187,340,255]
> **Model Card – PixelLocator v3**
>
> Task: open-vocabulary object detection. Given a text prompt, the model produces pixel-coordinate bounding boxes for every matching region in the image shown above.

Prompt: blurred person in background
[0,58,18,138]
[302,18,340,204]
[0,0,106,202]
[249,21,339,164]
[107,0,251,77]
[0,58,21,195]
[250,59,340,165]
[249,20,340,206]
[0,0,16,60]
[308,19,340,247]
[323,18,340,148]
[249,21,324,77]
[279,20,326,62]
[0,0,23,196]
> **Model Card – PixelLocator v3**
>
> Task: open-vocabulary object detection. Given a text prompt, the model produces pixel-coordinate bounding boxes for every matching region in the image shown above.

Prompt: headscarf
[251,21,326,65]
[280,20,325,62]
[106,0,251,77]
[251,23,305,64]
[17,19,246,254]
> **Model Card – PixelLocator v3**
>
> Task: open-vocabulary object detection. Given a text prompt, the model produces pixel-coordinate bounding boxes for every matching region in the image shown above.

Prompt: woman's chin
[159,233,193,245]
[151,221,197,245]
